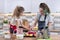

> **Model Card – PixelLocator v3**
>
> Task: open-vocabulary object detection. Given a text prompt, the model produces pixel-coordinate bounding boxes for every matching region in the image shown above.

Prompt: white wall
[31,0,60,13]
[0,0,5,13]
[0,0,60,13]
[4,0,32,13]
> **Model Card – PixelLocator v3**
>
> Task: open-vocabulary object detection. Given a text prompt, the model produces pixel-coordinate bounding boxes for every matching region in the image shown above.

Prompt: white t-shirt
[36,13,53,26]
[10,16,26,26]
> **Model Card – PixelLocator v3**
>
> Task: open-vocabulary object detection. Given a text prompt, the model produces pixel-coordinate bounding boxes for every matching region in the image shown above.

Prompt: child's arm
[16,19,31,30]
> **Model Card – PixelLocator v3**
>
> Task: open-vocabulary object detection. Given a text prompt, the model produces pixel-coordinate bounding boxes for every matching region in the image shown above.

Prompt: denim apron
[38,15,47,31]
[38,15,50,39]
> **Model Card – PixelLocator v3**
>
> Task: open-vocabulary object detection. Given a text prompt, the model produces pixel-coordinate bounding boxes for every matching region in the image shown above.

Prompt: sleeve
[48,15,53,23]
[20,16,27,25]
[10,17,17,25]
[21,16,27,20]
[36,13,40,20]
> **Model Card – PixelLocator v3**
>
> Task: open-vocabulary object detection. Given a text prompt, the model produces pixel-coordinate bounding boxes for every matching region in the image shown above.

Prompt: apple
[29,34,33,36]
[25,33,29,36]
[28,31,36,34]
[34,27,38,30]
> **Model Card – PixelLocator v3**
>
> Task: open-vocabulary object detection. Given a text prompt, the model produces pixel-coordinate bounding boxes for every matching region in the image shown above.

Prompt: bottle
[17,26,24,40]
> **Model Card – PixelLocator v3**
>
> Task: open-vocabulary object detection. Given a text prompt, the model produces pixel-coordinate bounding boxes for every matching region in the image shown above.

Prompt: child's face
[25,21,29,26]
[25,22,28,25]
[20,11,24,16]
[39,8,44,14]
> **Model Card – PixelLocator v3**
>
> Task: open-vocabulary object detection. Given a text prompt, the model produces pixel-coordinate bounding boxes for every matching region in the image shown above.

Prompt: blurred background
[0,0,60,40]
[0,0,60,13]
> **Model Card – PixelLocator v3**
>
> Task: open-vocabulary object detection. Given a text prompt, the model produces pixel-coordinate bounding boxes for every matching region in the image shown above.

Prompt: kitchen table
[0,35,60,40]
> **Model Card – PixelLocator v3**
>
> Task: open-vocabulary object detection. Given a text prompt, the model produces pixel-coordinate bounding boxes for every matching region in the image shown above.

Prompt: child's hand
[28,27,31,31]
[41,29,44,32]
[30,27,34,30]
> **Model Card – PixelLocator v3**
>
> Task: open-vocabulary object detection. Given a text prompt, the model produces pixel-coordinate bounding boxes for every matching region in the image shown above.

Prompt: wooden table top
[0,37,36,40]
[0,35,60,40]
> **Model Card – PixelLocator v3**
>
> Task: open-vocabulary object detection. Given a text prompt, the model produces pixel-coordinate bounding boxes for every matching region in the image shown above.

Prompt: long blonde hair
[13,6,24,18]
